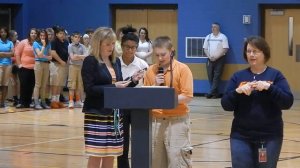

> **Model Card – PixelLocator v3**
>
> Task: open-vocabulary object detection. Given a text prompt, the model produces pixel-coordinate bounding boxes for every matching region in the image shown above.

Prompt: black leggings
[18,67,35,106]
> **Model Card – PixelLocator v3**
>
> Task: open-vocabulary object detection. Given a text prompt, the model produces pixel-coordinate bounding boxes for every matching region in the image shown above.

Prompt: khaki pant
[67,64,83,91]
[50,62,68,86]
[0,65,12,86]
[33,61,50,99]
[152,115,193,168]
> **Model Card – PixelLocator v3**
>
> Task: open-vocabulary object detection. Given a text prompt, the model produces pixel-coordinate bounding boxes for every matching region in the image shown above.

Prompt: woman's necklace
[251,66,267,80]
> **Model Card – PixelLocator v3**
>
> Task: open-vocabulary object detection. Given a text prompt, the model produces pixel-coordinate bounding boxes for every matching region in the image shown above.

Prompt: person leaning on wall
[203,22,229,99]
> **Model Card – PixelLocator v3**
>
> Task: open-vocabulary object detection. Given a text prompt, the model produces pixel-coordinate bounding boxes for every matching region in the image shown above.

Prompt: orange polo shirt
[144,59,193,118]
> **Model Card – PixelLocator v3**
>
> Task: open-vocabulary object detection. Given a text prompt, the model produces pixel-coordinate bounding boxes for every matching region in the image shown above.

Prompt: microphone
[158,67,164,86]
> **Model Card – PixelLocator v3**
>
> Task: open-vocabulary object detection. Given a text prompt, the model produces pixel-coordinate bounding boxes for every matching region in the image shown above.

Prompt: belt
[35,60,50,63]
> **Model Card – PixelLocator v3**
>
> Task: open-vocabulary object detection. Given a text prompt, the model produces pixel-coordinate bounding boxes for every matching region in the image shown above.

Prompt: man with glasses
[203,22,229,99]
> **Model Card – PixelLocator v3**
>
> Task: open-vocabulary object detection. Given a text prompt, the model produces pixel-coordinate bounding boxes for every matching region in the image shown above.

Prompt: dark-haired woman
[136,27,153,65]
[33,30,52,109]
[117,26,148,168]
[221,36,294,168]
[0,27,14,107]
[15,28,37,108]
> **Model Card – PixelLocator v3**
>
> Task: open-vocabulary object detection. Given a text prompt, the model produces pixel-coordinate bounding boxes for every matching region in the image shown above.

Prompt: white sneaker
[75,101,83,108]
[68,101,74,108]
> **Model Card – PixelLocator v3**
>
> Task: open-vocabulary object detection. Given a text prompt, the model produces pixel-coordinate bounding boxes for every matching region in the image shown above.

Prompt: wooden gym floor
[0,97,299,168]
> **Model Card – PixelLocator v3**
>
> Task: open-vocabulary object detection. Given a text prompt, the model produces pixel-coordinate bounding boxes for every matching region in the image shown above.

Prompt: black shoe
[59,94,68,102]
[13,96,19,106]
[206,94,219,99]
[13,99,19,106]
[210,95,219,99]
[16,104,30,109]
[45,98,51,106]
[0,103,5,108]
[41,101,51,109]
[205,94,213,99]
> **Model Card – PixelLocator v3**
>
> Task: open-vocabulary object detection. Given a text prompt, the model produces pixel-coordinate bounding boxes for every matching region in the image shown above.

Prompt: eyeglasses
[123,45,137,51]
[246,50,262,55]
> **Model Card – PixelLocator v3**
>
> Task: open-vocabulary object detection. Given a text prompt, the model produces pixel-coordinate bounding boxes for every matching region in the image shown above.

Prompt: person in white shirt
[203,22,229,99]
[117,26,148,168]
[136,27,153,65]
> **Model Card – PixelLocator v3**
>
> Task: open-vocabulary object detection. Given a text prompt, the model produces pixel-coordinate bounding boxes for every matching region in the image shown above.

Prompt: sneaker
[45,98,51,106]
[13,97,19,106]
[34,104,43,110]
[50,101,59,109]
[30,101,35,108]
[59,94,68,103]
[68,101,74,108]
[0,103,6,108]
[16,104,30,108]
[74,101,83,108]
[41,101,51,109]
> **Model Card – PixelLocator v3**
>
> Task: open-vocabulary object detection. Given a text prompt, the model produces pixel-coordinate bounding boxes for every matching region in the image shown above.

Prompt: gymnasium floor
[0,97,299,168]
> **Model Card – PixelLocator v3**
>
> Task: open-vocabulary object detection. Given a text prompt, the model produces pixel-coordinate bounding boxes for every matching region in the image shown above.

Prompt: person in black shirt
[50,27,69,108]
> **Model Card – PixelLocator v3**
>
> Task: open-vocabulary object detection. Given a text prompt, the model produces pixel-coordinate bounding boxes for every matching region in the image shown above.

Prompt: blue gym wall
[1,0,300,94]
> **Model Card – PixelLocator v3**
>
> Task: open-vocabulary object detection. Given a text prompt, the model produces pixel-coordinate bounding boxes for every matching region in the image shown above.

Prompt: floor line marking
[0,136,83,150]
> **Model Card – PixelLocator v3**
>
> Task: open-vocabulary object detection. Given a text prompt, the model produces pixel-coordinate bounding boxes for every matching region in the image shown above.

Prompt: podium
[104,87,177,168]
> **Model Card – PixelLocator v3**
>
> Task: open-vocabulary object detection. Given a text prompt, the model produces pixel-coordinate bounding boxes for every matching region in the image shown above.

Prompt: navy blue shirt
[221,67,293,140]
[81,56,137,115]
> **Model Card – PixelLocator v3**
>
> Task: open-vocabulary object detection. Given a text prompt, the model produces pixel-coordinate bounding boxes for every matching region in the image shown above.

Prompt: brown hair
[243,36,271,63]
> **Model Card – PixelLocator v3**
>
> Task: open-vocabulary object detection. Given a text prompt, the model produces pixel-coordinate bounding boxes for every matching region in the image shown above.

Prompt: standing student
[221,36,294,168]
[8,30,20,106]
[144,36,193,168]
[50,27,69,109]
[203,22,229,99]
[67,32,86,108]
[32,29,52,109]
[15,28,37,108]
[0,27,14,107]
[81,27,143,168]
[117,26,148,168]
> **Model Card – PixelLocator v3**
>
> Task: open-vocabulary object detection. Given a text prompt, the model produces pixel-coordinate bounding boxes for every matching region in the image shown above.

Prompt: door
[265,9,300,98]
[115,8,178,59]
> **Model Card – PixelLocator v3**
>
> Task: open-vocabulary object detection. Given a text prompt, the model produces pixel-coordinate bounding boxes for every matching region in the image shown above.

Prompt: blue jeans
[230,137,282,168]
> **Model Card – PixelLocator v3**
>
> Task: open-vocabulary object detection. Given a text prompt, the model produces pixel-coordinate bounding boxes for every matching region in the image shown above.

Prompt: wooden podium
[104,87,177,168]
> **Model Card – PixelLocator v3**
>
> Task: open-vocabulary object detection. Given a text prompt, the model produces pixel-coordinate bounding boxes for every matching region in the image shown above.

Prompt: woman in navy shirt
[221,36,294,168]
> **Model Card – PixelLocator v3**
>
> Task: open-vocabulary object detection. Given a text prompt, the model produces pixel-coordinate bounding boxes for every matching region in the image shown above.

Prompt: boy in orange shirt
[143,36,194,168]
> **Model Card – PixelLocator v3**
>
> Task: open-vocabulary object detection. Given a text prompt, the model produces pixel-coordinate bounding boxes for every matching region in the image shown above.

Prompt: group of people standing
[82,25,194,168]
[82,24,294,168]
[1,22,295,168]
[0,26,92,109]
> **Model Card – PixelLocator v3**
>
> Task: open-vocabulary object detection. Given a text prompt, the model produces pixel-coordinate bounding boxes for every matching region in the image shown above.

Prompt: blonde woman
[81,27,142,168]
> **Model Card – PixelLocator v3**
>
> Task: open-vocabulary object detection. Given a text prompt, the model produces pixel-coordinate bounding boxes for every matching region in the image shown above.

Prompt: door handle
[288,17,293,56]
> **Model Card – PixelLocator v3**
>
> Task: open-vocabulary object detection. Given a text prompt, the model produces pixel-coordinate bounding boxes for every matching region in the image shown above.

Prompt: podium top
[104,87,178,109]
